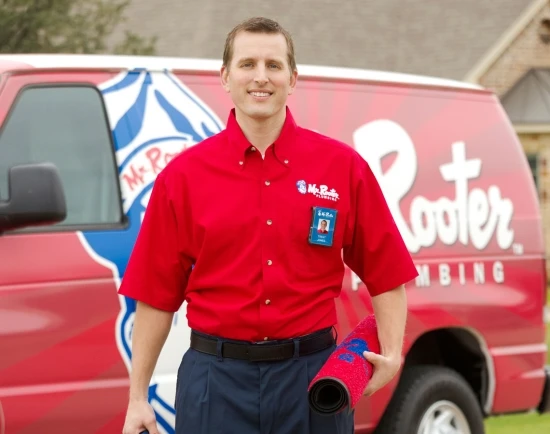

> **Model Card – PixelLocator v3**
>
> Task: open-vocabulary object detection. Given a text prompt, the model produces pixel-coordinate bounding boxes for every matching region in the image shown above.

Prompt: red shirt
[118,107,418,342]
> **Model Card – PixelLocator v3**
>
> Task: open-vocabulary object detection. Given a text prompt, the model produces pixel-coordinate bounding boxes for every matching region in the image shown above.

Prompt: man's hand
[122,399,159,434]
[122,302,174,434]
[362,351,401,396]
[361,284,408,396]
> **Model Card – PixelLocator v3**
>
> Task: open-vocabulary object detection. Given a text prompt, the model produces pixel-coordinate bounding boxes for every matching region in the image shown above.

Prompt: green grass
[484,290,550,433]
[485,413,550,434]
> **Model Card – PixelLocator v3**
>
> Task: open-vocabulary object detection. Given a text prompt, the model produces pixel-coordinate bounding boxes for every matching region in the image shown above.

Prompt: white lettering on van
[349,260,505,291]
[352,120,515,253]
[458,263,466,285]
[493,261,505,283]
[351,272,362,291]
[415,264,431,287]
[439,263,451,286]
[474,262,485,284]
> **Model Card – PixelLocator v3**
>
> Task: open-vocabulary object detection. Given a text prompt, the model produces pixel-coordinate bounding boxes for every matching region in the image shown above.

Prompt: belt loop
[216,340,224,362]
[292,339,300,360]
[332,326,339,344]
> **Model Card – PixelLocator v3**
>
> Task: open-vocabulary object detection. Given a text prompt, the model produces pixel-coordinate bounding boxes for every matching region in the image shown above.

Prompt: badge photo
[309,207,338,247]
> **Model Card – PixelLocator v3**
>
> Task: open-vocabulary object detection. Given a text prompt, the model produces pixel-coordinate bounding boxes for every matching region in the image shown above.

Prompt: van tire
[374,365,485,434]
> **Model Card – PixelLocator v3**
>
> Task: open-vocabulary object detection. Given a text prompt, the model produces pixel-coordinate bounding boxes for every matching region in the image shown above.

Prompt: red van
[0,54,548,434]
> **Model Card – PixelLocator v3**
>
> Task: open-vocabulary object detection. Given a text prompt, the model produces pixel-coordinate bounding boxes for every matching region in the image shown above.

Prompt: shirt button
[284,159,289,164]
[251,147,256,151]
[265,299,271,305]
[267,219,272,225]
[265,180,270,186]
[264,337,269,341]
[239,161,244,165]
[267,260,272,266]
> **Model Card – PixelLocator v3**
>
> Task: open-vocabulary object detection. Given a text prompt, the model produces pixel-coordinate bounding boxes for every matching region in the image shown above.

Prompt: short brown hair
[223,17,297,73]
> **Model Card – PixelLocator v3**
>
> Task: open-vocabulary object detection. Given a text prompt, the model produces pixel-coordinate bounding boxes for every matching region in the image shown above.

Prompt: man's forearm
[129,301,174,401]
[371,284,408,358]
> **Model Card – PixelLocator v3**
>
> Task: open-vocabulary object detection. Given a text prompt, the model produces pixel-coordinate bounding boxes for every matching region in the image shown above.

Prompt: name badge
[309,207,337,247]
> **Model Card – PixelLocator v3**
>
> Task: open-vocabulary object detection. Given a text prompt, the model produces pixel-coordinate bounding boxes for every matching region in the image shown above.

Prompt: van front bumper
[538,365,550,414]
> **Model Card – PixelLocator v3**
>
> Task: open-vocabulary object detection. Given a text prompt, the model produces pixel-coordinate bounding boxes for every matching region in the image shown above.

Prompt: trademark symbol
[512,243,524,255]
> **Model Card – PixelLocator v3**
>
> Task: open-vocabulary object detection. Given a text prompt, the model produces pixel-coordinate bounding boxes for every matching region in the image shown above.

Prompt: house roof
[465,0,549,83]
[110,0,536,80]
[501,68,550,123]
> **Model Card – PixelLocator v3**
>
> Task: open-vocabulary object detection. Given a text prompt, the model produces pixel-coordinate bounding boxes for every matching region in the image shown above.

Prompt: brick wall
[518,132,550,277]
[479,2,550,96]
[521,133,550,276]
[478,3,550,275]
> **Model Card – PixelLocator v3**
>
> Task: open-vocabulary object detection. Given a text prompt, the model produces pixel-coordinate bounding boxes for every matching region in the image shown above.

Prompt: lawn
[485,413,550,434]
[484,291,550,433]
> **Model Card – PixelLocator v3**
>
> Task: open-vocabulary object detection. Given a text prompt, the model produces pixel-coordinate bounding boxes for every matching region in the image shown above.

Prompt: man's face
[321,221,327,230]
[221,31,297,122]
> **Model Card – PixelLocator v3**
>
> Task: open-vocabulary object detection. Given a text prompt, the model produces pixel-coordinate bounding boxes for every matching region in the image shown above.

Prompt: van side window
[0,86,122,227]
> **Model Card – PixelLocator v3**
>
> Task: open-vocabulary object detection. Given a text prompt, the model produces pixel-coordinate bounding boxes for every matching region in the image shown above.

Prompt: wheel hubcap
[417,400,471,434]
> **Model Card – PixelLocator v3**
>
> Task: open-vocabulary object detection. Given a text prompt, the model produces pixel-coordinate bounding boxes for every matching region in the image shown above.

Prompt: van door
[0,71,130,433]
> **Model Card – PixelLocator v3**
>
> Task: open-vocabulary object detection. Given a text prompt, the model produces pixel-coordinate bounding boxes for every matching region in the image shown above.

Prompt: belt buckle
[247,343,285,362]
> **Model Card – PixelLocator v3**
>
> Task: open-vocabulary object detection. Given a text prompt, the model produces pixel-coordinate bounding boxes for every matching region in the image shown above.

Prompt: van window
[0,85,122,227]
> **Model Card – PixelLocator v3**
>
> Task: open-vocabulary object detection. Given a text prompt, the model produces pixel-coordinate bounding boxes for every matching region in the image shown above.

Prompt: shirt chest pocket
[287,196,347,251]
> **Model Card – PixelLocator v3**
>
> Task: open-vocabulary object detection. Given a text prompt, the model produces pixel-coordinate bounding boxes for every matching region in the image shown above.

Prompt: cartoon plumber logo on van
[79,69,224,434]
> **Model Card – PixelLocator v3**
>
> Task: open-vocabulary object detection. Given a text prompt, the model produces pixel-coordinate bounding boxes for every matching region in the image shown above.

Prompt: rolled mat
[307,314,380,416]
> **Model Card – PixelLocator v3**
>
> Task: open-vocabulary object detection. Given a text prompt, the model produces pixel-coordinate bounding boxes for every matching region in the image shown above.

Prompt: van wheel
[374,365,485,434]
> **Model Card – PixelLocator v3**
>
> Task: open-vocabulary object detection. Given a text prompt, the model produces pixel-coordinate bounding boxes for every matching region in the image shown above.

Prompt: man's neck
[235,108,286,155]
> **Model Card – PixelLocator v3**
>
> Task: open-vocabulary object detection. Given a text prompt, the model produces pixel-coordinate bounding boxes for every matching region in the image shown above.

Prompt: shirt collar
[226,106,297,166]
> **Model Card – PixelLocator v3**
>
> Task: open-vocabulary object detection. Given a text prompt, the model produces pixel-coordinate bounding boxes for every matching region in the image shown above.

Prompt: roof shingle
[110,0,535,80]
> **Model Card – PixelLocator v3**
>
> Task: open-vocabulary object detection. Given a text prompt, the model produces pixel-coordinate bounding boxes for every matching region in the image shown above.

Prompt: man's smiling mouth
[249,91,272,98]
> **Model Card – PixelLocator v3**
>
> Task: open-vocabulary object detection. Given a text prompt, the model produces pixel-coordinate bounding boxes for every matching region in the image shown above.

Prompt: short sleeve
[118,172,192,311]
[343,152,418,296]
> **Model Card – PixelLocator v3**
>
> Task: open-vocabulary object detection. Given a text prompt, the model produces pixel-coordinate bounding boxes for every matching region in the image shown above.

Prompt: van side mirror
[0,163,67,232]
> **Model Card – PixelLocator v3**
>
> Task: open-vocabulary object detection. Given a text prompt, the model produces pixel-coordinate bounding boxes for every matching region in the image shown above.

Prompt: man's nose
[254,65,269,85]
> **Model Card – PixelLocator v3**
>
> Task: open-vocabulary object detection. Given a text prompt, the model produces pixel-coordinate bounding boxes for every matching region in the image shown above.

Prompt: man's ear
[221,65,230,93]
[288,69,298,95]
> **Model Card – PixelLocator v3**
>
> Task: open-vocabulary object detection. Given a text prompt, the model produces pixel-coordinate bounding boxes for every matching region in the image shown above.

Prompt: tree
[0,0,157,55]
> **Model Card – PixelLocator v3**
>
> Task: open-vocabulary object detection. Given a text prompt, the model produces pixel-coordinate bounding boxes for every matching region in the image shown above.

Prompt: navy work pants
[174,335,355,434]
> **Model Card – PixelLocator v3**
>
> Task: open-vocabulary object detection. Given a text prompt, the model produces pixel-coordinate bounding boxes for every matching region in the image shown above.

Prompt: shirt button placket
[261,166,276,339]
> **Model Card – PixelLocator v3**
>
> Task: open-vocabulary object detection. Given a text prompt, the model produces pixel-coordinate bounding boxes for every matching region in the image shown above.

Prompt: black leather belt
[190,328,335,362]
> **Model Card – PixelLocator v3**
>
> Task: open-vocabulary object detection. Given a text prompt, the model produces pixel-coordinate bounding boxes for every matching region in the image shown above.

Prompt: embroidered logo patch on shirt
[296,180,340,202]
[309,207,337,247]
[296,180,307,194]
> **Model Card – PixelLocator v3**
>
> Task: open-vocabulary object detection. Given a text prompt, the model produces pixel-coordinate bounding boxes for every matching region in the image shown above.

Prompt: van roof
[0,54,485,92]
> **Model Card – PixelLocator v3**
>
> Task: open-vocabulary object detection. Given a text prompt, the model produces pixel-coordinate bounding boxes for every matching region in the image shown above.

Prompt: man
[318,219,329,234]
[120,16,418,434]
